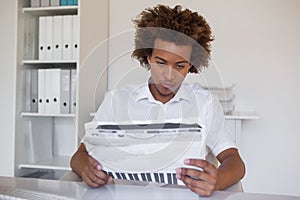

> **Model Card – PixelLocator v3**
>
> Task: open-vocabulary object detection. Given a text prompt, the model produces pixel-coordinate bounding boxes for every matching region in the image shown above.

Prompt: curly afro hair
[131,5,214,73]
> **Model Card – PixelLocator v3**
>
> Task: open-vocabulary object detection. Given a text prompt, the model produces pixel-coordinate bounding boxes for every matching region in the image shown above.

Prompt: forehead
[153,38,192,61]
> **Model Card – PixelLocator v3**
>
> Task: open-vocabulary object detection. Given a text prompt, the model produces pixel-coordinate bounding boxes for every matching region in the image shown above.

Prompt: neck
[149,83,175,104]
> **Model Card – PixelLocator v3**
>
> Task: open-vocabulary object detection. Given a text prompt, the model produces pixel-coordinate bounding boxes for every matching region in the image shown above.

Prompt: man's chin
[158,88,176,96]
[152,83,178,96]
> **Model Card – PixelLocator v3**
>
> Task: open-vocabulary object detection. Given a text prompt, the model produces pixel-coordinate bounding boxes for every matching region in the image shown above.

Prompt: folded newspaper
[82,121,207,185]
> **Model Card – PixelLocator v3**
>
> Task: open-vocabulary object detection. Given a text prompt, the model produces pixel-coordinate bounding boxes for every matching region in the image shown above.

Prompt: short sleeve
[205,94,237,156]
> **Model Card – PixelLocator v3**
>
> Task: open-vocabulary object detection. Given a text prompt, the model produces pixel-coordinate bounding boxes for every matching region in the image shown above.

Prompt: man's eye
[177,65,184,69]
[156,61,165,66]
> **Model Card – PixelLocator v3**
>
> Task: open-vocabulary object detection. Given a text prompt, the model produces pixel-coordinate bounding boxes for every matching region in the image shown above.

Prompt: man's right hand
[70,143,112,187]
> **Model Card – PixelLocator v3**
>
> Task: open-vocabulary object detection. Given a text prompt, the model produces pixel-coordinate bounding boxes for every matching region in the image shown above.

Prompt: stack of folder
[25,68,77,114]
[83,122,206,186]
[30,0,78,7]
[204,84,235,114]
[39,15,78,61]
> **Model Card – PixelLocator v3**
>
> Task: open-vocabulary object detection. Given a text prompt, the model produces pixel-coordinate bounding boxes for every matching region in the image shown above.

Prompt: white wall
[0,0,16,176]
[108,0,300,196]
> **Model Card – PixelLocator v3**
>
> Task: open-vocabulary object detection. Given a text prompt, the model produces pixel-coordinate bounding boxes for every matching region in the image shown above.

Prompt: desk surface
[0,177,299,200]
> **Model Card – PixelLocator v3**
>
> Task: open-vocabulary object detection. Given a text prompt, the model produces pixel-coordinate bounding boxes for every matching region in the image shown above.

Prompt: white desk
[0,176,299,200]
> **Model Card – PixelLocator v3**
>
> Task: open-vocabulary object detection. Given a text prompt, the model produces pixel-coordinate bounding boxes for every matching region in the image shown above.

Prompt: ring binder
[30,0,40,7]
[40,0,50,7]
[62,15,73,60]
[38,16,47,60]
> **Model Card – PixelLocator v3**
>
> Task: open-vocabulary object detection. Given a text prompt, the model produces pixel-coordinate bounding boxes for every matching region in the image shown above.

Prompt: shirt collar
[170,82,193,103]
[134,78,156,103]
[134,78,193,104]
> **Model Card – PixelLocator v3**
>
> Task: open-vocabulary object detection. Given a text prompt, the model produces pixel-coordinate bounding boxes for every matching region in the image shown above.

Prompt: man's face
[148,38,192,103]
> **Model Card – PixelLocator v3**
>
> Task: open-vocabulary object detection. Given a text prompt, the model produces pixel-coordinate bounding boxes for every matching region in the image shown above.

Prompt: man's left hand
[176,159,219,197]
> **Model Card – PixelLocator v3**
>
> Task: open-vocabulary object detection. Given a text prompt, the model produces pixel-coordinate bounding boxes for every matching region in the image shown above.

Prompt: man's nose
[163,65,175,80]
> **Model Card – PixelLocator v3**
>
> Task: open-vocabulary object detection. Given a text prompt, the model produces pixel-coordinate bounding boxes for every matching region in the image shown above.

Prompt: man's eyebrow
[154,56,167,62]
[154,56,190,64]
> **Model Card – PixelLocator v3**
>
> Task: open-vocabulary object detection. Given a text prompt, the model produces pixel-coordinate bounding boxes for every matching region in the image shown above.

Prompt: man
[71,5,245,197]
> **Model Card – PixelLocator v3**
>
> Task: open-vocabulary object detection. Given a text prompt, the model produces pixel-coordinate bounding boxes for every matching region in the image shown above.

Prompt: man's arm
[176,148,245,196]
[70,143,112,187]
[216,148,245,190]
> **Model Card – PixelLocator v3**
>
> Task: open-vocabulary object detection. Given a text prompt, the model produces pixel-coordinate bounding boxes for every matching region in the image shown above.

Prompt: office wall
[0,0,16,176]
[108,0,300,196]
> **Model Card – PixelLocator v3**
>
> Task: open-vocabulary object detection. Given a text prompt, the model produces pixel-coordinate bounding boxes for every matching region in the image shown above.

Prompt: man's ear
[147,56,151,64]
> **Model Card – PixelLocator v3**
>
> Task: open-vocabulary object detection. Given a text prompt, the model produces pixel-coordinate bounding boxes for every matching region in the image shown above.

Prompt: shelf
[19,156,71,171]
[20,112,75,117]
[225,111,259,120]
[22,60,77,65]
[23,6,78,16]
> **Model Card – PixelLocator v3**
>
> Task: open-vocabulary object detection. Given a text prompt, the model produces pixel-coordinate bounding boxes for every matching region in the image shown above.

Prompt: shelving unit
[14,0,109,179]
[14,1,78,179]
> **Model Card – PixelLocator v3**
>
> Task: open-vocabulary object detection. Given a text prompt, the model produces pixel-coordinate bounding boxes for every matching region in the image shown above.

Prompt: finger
[180,174,215,196]
[183,174,215,191]
[87,170,110,187]
[185,159,217,176]
[85,178,101,187]
[88,156,102,169]
[178,167,215,185]
[82,163,110,187]
[181,168,209,181]
[81,172,101,188]
[87,156,106,180]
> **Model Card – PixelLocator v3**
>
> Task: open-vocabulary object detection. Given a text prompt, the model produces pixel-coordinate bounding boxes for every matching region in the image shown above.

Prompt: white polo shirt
[93,80,236,157]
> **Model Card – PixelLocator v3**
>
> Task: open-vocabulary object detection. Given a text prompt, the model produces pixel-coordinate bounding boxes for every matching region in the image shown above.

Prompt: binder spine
[40,0,50,7]
[51,69,62,114]
[60,69,71,114]
[38,16,46,60]
[30,69,39,112]
[25,69,32,112]
[53,16,63,60]
[66,0,74,5]
[26,16,38,60]
[38,69,46,113]
[62,15,73,60]
[72,15,79,61]
[31,0,40,7]
[50,0,60,6]
[60,0,68,6]
[44,69,52,114]
[45,16,54,60]
[70,69,77,114]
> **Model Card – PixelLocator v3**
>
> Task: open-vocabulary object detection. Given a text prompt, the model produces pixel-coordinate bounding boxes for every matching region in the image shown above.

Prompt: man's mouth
[160,82,176,90]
